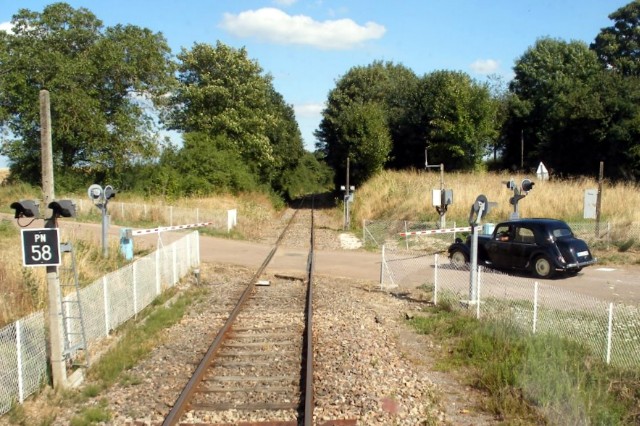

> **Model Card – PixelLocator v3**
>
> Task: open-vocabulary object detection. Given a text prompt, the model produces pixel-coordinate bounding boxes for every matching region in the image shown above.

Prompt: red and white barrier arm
[399,226,477,237]
[131,221,214,236]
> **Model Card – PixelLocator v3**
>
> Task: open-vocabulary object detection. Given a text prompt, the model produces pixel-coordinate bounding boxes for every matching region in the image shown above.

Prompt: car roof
[496,218,569,227]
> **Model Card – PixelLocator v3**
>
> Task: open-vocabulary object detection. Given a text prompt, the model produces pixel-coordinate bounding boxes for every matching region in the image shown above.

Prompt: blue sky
[0,0,631,163]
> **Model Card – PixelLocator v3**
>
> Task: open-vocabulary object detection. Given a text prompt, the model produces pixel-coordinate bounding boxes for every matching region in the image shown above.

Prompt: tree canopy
[0,2,176,189]
[591,0,640,76]
[316,62,499,186]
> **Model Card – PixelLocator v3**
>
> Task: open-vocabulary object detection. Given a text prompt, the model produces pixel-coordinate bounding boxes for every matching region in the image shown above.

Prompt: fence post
[155,249,161,295]
[404,221,409,250]
[433,254,438,306]
[16,319,24,403]
[102,277,110,336]
[379,244,385,289]
[133,262,138,316]
[362,220,366,245]
[606,302,614,365]
[173,244,178,285]
[533,282,539,334]
[476,267,481,319]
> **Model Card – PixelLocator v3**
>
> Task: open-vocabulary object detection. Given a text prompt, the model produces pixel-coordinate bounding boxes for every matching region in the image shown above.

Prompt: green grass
[7,284,209,425]
[408,306,640,425]
[88,287,205,387]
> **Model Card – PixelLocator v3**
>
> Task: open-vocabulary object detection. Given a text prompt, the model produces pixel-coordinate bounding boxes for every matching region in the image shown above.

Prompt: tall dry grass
[351,170,640,225]
[0,186,281,326]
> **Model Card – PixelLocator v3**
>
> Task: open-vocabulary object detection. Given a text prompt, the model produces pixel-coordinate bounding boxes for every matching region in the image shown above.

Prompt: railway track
[162,200,351,425]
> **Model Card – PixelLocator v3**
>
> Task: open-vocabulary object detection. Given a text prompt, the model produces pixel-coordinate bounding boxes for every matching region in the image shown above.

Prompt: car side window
[495,225,511,241]
[514,227,535,244]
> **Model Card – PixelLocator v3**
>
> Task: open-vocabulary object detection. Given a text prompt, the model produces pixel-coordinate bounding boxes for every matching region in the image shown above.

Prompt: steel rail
[303,198,315,426]
[163,203,307,425]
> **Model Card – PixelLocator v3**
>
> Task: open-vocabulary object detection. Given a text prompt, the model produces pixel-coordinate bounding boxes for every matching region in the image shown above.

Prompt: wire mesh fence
[380,247,640,371]
[75,200,234,231]
[0,231,200,415]
[365,219,640,250]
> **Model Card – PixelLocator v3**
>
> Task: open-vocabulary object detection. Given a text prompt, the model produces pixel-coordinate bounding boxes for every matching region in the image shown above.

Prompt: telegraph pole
[40,90,67,389]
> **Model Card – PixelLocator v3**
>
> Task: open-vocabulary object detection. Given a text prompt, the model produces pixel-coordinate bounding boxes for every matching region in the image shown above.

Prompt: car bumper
[561,258,598,271]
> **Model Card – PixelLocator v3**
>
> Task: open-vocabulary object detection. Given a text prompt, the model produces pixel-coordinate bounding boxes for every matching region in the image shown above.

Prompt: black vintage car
[447,218,597,278]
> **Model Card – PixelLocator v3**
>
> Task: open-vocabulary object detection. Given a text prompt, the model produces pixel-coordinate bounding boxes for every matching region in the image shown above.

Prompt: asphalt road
[4,214,639,305]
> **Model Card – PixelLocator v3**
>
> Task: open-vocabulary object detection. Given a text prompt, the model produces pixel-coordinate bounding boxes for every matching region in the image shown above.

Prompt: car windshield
[552,226,573,238]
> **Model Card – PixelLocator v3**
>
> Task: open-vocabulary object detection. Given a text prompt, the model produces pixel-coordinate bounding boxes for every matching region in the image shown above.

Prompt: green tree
[506,38,605,174]
[416,70,498,170]
[591,1,640,77]
[164,41,324,197]
[165,42,277,175]
[316,61,415,185]
[0,3,175,188]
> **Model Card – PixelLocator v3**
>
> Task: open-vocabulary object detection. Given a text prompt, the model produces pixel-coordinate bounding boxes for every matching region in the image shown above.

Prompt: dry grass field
[352,169,640,224]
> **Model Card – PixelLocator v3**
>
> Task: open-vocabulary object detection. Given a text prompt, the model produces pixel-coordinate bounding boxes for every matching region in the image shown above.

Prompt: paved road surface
[4,214,639,305]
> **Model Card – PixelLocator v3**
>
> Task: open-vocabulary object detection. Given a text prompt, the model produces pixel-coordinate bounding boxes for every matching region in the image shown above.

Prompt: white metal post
[533,282,539,334]
[103,277,110,336]
[133,262,138,316]
[173,244,177,285]
[404,221,409,249]
[434,254,438,306]
[380,244,385,289]
[16,319,24,403]
[155,250,161,295]
[476,267,481,319]
[606,302,614,365]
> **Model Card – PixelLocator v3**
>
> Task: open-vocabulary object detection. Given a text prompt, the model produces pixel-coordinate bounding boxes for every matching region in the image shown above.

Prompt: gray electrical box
[584,189,597,219]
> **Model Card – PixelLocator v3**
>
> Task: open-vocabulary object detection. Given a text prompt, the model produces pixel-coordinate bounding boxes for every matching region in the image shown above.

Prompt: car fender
[526,249,561,270]
[447,241,470,258]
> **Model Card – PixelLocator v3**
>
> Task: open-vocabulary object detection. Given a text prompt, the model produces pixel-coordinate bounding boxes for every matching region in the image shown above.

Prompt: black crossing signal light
[104,185,116,200]
[10,200,39,219]
[521,179,534,193]
[48,200,76,218]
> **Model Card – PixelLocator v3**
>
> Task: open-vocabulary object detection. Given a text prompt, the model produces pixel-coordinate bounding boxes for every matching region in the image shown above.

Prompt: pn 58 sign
[20,228,61,267]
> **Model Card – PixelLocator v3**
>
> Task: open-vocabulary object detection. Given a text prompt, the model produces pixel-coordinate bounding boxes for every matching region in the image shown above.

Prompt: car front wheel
[533,256,555,278]
[450,249,469,268]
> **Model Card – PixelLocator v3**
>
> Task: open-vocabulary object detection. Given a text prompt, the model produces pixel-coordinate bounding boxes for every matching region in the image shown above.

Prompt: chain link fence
[365,219,640,250]
[0,231,200,415]
[380,248,640,370]
[76,200,233,230]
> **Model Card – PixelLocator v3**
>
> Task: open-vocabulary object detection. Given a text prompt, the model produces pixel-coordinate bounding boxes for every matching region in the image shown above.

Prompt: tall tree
[315,61,415,185]
[416,70,498,170]
[591,1,640,76]
[165,42,277,173]
[507,38,605,174]
[0,3,175,188]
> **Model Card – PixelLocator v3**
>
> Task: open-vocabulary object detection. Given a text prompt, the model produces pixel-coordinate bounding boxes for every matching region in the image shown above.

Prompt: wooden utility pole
[595,161,604,237]
[520,129,524,170]
[40,90,67,390]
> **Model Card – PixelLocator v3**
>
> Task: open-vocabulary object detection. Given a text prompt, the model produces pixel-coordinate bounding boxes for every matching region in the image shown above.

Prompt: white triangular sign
[536,162,549,181]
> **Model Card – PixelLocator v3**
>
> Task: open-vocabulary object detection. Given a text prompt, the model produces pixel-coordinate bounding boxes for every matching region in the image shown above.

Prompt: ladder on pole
[59,242,90,368]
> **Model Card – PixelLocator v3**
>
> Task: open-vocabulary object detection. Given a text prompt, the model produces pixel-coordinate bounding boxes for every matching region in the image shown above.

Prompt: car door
[485,224,513,267]
[511,226,536,268]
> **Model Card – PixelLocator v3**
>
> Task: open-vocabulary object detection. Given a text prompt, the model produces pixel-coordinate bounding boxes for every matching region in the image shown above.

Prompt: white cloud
[0,21,14,33]
[470,59,500,75]
[294,102,325,118]
[220,8,386,50]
